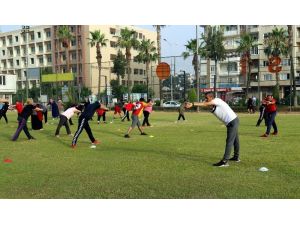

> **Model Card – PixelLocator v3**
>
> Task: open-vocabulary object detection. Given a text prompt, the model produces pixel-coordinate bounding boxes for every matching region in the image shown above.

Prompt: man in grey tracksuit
[186,92,240,167]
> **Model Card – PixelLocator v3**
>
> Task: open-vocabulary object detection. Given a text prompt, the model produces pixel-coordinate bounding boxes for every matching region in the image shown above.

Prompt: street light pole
[22,25,30,99]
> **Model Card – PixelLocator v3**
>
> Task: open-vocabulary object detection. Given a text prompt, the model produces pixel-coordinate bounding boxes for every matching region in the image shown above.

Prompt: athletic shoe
[71,144,76,149]
[124,134,130,138]
[92,140,100,145]
[229,156,240,162]
[271,132,278,135]
[56,135,60,138]
[213,160,229,167]
[260,133,269,137]
[141,132,147,135]
[97,121,100,124]
[29,137,36,140]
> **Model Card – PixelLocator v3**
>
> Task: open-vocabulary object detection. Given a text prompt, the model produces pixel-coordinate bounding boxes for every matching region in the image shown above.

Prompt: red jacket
[16,102,23,114]
[266,99,277,112]
[96,108,106,116]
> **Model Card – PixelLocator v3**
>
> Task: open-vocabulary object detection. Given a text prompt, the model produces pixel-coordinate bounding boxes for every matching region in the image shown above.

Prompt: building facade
[200,25,300,100]
[0,25,159,99]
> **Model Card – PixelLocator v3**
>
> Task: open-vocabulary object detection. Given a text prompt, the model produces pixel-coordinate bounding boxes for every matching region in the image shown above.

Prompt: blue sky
[1,25,202,74]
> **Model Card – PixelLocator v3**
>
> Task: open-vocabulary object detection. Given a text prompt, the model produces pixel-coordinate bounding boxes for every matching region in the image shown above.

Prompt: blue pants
[266,111,278,135]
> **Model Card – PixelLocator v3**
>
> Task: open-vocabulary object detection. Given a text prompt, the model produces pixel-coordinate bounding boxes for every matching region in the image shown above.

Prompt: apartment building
[0,25,52,90]
[200,25,300,100]
[0,25,159,99]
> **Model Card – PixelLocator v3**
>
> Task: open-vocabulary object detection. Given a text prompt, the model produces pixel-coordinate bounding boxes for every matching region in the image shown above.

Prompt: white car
[162,101,181,108]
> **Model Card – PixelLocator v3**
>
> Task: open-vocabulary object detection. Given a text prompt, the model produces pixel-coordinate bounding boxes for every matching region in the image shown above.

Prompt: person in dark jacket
[12,98,43,141]
[0,102,9,123]
[71,101,108,148]
[48,98,59,119]
[256,101,267,127]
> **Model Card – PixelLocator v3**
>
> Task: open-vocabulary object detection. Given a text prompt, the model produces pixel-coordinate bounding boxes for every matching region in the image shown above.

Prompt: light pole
[22,25,30,99]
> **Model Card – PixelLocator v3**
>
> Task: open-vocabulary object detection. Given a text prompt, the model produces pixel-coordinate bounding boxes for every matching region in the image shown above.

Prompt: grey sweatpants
[224,117,240,160]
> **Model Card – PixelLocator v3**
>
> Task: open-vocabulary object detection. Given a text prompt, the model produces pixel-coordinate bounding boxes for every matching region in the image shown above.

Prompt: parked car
[162,101,181,108]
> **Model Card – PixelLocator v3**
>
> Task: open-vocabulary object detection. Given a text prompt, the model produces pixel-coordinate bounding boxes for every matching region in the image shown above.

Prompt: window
[228,62,237,72]
[2,39,6,46]
[31,46,35,54]
[0,76,6,85]
[134,69,139,74]
[280,73,288,80]
[39,57,44,64]
[263,61,269,67]
[139,33,143,39]
[30,34,34,40]
[70,26,75,32]
[2,50,5,56]
[263,33,270,39]
[38,45,43,52]
[9,61,13,67]
[71,66,77,73]
[15,36,19,42]
[37,32,41,38]
[110,54,116,60]
[110,28,116,35]
[46,43,51,51]
[62,53,66,61]
[47,55,52,63]
[251,46,258,55]
[264,74,272,81]
[210,66,215,73]
[16,59,20,66]
[110,41,116,48]
[46,31,51,37]
[8,38,12,45]
[31,58,34,64]
[16,48,20,55]
[71,52,76,60]
[139,69,143,75]
[71,39,76,46]
[282,59,290,66]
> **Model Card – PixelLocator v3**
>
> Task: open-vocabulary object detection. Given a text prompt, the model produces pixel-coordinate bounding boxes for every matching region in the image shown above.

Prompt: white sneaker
[56,135,60,138]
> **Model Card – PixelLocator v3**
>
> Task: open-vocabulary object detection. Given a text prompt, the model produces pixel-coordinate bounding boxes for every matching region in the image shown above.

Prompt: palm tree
[287,25,297,106]
[112,50,127,85]
[135,39,158,98]
[236,32,259,98]
[153,25,165,103]
[201,26,226,96]
[264,27,289,98]
[87,30,108,100]
[57,26,74,73]
[116,27,139,99]
[182,39,202,99]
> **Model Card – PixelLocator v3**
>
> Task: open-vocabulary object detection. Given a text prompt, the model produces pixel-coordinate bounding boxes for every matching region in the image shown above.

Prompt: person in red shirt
[121,101,133,122]
[261,95,278,137]
[96,107,107,124]
[15,101,24,120]
[124,98,152,138]
[113,102,122,119]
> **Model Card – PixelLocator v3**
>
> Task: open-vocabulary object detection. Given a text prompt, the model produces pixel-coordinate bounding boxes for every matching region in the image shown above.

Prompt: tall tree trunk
[207,59,211,88]
[146,61,149,99]
[156,26,163,105]
[214,59,217,97]
[96,45,102,101]
[288,25,297,106]
[246,60,251,98]
[126,49,132,101]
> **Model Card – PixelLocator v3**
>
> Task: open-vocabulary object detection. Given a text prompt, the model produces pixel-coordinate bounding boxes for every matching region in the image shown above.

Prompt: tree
[201,26,226,96]
[110,79,128,100]
[57,26,74,73]
[287,25,297,106]
[116,27,139,99]
[112,50,127,85]
[236,32,259,98]
[87,30,108,100]
[132,84,148,93]
[182,39,202,99]
[153,25,166,103]
[264,27,289,98]
[135,39,158,99]
[188,88,197,102]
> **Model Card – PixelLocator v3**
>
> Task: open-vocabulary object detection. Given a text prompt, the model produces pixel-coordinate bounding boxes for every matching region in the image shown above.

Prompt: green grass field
[0,110,299,199]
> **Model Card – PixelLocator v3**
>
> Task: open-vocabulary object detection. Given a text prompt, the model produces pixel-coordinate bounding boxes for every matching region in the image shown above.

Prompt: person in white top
[55,105,82,137]
[186,92,240,167]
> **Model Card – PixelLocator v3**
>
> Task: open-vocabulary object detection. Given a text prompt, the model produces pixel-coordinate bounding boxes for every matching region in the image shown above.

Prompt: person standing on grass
[256,100,267,127]
[186,92,240,167]
[260,95,278,137]
[124,98,153,138]
[96,107,107,124]
[15,100,24,121]
[0,101,9,123]
[142,99,153,127]
[11,98,43,141]
[48,98,59,119]
[55,104,82,137]
[31,103,43,130]
[71,101,108,148]
[178,100,187,121]
[121,101,133,122]
[113,101,122,119]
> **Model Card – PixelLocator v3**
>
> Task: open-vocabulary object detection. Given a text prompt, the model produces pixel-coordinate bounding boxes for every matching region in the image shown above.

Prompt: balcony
[224,30,239,37]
